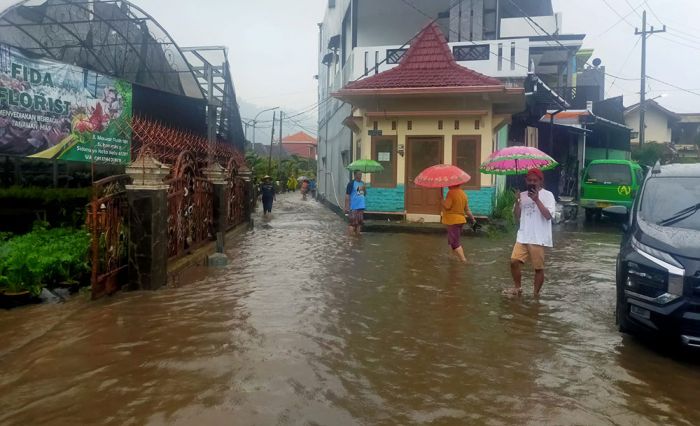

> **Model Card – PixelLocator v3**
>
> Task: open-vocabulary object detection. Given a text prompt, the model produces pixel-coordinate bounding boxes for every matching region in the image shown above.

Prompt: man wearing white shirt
[503,169,556,297]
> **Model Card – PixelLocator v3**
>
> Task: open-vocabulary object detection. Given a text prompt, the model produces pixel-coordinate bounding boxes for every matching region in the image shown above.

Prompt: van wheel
[584,208,595,222]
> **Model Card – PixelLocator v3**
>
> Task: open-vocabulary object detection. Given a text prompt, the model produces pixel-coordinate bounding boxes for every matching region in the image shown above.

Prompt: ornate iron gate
[226,158,247,230]
[87,175,131,299]
[166,151,214,259]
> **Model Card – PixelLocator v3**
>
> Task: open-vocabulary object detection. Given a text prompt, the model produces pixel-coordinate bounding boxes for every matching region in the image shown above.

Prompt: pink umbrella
[480,146,558,175]
[414,164,471,188]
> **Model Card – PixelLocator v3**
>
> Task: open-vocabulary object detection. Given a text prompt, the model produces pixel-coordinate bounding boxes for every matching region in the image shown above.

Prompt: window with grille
[453,45,490,61]
[386,48,407,64]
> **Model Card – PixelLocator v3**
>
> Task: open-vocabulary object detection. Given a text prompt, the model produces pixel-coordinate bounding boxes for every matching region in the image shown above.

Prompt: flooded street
[1,193,699,426]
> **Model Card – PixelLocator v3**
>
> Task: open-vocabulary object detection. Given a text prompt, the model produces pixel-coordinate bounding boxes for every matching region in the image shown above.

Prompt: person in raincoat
[259,176,276,216]
[287,176,298,192]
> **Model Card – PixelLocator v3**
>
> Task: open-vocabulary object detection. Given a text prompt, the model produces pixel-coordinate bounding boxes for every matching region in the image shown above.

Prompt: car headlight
[631,236,684,270]
[631,236,685,299]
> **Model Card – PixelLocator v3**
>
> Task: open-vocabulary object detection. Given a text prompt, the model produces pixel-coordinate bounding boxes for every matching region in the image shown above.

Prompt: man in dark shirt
[259,176,276,216]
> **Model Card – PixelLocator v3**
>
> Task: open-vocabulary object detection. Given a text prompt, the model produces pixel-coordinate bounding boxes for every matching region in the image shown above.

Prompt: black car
[610,163,700,347]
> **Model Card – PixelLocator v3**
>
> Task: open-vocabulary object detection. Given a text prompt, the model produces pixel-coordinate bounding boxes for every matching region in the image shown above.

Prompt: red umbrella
[414,164,471,188]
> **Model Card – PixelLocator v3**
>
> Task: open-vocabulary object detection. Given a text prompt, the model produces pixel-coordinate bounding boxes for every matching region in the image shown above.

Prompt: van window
[585,164,632,185]
[634,168,644,185]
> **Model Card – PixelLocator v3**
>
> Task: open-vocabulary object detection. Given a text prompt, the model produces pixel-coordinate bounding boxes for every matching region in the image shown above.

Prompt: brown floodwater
[1,193,699,426]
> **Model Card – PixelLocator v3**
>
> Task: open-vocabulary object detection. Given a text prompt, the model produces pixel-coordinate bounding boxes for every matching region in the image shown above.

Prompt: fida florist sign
[0,44,132,164]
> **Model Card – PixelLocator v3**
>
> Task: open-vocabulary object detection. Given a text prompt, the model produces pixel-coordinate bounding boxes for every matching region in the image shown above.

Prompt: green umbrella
[346,159,384,173]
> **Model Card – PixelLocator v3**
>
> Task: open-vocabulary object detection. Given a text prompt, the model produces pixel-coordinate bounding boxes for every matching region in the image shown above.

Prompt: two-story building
[317,0,586,216]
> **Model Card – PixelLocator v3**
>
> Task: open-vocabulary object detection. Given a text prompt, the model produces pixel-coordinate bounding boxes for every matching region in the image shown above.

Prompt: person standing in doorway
[441,184,476,263]
[259,176,276,216]
[503,168,556,297]
[345,171,366,236]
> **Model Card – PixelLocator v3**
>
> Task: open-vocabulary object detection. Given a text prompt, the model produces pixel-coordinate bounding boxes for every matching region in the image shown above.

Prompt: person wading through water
[441,184,476,263]
[503,168,555,297]
[344,171,366,236]
[259,175,276,216]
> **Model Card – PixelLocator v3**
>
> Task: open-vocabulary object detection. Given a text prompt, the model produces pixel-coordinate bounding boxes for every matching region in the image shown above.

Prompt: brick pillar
[239,167,254,221]
[125,154,171,291]
[205,163,229,234]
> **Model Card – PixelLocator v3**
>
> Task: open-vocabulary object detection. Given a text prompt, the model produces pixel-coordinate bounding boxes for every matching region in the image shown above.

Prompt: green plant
[0,227,91,296]
[493,189,517,225]
[631,143,668,167]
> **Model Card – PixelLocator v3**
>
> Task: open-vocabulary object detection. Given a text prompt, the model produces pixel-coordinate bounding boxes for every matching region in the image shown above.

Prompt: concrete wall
[355,0,450,47]
[318,0,354,210]
[500,14,561,38]
[625,108,673,144]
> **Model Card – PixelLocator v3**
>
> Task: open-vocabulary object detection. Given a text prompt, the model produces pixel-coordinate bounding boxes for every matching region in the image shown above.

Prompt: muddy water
[1,193,699,425]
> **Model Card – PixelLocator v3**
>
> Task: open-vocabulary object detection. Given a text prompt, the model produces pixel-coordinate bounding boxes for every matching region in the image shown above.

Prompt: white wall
[318,0,354,209]
[625,108,673,144]
[500,14,561,38]
[356,0,450,47]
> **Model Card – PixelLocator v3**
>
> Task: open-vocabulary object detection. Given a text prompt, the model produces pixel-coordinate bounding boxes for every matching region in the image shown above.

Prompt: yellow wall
[354,112,497,187]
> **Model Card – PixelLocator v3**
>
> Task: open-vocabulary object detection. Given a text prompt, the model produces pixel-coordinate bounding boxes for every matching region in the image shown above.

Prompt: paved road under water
[1,193,699,425]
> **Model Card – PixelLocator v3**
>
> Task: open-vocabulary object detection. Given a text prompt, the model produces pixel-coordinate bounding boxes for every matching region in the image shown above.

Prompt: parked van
[580,160,644,220]
[611,163,700,347]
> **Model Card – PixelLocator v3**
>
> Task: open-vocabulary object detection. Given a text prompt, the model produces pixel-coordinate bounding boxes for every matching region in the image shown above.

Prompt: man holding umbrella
[344,159,383,236]
[345,171,367,236]
[479,146,558,297]
[505,168,555,297]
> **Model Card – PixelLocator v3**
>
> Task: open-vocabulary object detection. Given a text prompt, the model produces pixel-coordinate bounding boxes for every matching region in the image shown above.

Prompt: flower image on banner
[0,43,132,164]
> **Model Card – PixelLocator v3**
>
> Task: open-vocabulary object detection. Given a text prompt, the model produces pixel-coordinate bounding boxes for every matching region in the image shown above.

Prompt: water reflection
[0,194,699,425]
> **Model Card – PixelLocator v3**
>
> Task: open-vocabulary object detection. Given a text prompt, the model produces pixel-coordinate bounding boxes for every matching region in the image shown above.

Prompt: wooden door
[405,137,443,214]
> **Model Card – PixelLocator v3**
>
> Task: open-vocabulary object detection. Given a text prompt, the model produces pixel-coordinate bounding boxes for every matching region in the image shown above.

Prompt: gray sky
[1,0,699,142]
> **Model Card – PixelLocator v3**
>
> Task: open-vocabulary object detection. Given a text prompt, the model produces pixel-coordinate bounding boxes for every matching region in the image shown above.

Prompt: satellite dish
[592,58,602,67]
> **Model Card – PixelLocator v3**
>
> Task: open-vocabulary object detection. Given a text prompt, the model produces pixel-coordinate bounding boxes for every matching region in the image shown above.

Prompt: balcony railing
[349,38,530,84]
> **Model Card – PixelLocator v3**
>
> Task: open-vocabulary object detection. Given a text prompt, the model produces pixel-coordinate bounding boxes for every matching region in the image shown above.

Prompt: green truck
[580,160,644,221]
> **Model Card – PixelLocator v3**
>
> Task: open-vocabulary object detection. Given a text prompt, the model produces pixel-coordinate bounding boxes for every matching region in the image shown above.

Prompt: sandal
[501,287,523,297]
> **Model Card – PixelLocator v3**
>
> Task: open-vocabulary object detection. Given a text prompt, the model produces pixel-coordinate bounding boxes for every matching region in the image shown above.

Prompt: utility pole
[635,10,666,146]
[268,110,276,175]
[278,111,283,166]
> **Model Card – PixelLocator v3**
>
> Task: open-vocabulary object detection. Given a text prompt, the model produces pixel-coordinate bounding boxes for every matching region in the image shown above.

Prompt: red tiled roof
[282,131,317,144]
[343,22,503,91]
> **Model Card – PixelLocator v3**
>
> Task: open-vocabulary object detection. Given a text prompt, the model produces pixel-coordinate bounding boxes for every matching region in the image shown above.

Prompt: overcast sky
[2,0,699,141]
[133,0,699,124]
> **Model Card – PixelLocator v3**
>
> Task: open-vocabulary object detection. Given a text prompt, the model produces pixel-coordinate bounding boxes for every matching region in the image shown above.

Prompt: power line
[594,0,643,39]
[600,0,635,27]
[607,37,641,94]
[505,0,566,49]
[646,75,700,97]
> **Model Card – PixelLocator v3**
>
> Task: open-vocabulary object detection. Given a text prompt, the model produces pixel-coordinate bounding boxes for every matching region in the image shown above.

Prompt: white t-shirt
[516,189,556,247]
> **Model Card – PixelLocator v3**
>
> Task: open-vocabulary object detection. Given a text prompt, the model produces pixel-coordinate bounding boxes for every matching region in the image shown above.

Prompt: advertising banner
[0,44,132,164]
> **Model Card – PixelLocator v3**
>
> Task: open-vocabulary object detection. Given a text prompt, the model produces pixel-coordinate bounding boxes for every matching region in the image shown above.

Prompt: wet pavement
[1,192,699,425]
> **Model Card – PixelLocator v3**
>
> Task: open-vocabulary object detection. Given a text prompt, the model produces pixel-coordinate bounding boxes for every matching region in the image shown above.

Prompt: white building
[624,100,680,145]
[317,0,585,211]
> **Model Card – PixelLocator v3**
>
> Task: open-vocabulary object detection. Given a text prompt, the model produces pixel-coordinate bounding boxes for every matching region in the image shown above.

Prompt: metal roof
[0,0,203,98]
[0,0,245,147]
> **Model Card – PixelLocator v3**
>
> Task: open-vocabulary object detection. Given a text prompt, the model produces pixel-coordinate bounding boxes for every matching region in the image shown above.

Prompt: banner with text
[0,44,132,164]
